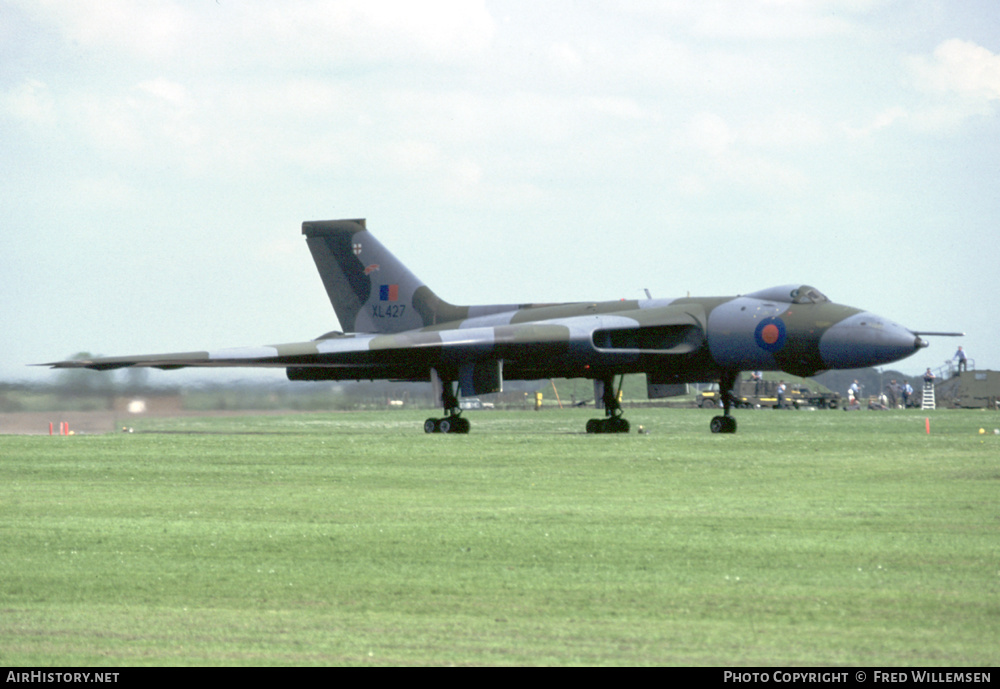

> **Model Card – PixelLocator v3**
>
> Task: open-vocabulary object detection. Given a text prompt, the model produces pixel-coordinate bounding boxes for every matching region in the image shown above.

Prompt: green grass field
[1,408,997,666]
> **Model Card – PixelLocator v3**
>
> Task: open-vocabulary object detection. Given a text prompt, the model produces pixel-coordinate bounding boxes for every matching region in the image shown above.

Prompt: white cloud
[384,139,445,174]
[617,0,874,39]
[2,79,57,127]
[13,0,496,67]
[69,81,206,162]
[716,152,807,193]
[837,40,1000,138]
[670,112,810,196]
[585,97,654,122]
[913,39,1000,102]
[744,111,828,147]
[893,39,1000,132]
[344,0,496,60]
[137,79,193,110]
[679,113,734,156]
[841,106,908,138]
[15,0,192,59]
[548,42,583,75]
[65,175,134,210]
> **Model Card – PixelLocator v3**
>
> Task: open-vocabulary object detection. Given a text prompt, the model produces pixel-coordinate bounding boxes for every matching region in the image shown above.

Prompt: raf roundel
[754,317,787,353]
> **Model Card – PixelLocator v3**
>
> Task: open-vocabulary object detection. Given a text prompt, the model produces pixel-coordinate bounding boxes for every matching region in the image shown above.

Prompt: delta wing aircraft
[43,218,960,434]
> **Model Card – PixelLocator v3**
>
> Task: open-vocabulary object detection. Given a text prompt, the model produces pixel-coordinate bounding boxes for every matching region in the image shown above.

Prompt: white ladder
[921,382,936,410]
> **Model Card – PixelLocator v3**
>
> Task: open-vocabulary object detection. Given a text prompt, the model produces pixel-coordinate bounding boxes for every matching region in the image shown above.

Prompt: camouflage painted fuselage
[282,282,920,395]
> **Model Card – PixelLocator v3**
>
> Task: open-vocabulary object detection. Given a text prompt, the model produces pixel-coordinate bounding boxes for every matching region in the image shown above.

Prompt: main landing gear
[586,376,631,434]
[424,377,470,434]
[710,370,739,434]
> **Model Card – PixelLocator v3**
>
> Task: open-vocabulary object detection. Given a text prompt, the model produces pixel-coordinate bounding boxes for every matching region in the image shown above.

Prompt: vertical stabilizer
[302,219,465,333]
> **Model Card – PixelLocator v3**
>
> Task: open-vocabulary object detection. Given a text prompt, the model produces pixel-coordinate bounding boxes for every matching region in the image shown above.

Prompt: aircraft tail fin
[302,219,467,334]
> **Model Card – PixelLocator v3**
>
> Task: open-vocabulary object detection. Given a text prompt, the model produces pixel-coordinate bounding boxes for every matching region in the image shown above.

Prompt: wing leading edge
[40,305,709,384]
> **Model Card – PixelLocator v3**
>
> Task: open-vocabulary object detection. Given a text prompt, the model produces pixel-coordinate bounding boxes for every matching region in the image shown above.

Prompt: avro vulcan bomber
[44,219,959,434]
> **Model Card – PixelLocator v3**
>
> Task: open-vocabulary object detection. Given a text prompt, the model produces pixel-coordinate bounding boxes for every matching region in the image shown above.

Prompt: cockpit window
[790,286,828,304]
[746,285,830,304]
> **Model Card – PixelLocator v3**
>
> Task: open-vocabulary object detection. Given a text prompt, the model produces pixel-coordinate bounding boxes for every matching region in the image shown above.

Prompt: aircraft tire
[438,418,452,434]
[424,418,439,433]
[452,417,471,434]
[610,418,630,433]
[710,416,738,434]
[586,418,630,433]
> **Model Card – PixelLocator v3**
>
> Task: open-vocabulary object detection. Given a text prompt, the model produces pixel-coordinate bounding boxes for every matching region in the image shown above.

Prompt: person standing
[954,346,968,374]
[886,380,900,408]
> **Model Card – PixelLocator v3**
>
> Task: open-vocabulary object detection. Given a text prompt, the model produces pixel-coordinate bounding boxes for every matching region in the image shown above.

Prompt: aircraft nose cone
[819,311,922,369]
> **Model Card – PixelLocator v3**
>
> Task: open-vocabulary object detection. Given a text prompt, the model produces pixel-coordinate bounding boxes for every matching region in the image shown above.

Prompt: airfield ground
[0,409,312,436]
[1,407,997,666]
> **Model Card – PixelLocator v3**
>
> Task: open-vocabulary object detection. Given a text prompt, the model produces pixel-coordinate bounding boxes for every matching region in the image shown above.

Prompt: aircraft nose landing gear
[710,415,737,433]
[710,370,739,434]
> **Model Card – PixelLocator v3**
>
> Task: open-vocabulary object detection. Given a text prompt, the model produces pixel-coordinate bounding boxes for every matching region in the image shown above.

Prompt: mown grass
[1,408,997,666]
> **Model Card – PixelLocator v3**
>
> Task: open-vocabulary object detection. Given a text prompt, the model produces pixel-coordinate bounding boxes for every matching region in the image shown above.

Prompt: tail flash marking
[302,218,467,334]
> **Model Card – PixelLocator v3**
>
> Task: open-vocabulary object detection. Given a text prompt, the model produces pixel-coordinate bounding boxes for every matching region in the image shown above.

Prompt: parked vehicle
[933,370,1000,409]
[696,376,840,410]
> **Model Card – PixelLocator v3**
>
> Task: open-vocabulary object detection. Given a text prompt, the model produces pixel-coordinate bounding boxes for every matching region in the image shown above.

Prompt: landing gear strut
[586,375,631,434]
[424,377,470,434]
[710,370,738,434]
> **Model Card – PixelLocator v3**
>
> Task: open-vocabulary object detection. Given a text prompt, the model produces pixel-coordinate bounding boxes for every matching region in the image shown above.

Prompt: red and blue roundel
[754,317,786,352]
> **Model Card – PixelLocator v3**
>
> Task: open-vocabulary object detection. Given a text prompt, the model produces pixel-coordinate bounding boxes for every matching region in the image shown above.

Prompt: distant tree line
[3,351,910,413]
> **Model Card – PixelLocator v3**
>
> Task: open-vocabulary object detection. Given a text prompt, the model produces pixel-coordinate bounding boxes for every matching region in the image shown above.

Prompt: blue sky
[3,0,998,385]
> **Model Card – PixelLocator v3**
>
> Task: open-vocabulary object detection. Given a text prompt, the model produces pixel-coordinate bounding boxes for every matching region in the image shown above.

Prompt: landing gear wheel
[585,375,632,434]
[426,372,472,434]
[585,417,630,433]
[425,415,470,434]
[710,415,737,434]
[708,370,740,434]
[609,417,630,433]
